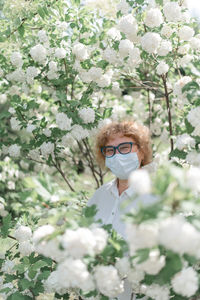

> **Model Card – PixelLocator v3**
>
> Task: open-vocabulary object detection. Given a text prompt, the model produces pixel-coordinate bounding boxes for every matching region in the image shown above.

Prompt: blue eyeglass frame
[101,142,138,158]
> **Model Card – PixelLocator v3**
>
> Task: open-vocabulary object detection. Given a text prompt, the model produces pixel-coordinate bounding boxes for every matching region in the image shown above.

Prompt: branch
[52,159,75,192]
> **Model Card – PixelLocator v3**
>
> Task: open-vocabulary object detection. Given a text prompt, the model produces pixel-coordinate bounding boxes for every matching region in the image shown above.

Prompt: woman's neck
[117,178,129,196]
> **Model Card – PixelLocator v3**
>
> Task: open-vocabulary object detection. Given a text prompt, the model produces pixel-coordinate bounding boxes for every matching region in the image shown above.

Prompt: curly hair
[95,120,152,168]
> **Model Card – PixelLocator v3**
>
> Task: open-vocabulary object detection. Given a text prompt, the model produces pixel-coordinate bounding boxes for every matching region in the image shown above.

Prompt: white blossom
[141,32,161,54]
[186,151,200,166]
[143,284,170,300]
[71,125,89,141]
[128,47,141,67]
[96,74,111,88]
[107,27,121,40]
[157,40,172,56]
[40,142,54,157]
[144,8,163,28]
[178,44,190,55]
[135,249,165,275]
[161,24,173,38]
[178,26,194,41]
[19,241,34,256]
[38,30,48,43]
[10,117,21,131]
[187,106,200,128]
[0,67,4,77]
[32,225,55,245]
[6,68,26,83]
[118,14,138,41]
[94,265,124,297]
[8,144,21,157]
[119,39,134,58]
[117,0,131,14]
[156,61,169,75]
[56,112,72,131]
[78,107,95,124]
[1,260,15,274]
[30,44,47,64]
[14,225,32,242]
[26,66,39,79]
[173,76,192,97]
[171,267,198,297]
[163,2,182,22]
[49,61,58,72]
[187,167,200,193]
[29,148,40,161]
[190,37,200,50]
[10,52,23,67]
[88,67,103,81]
[72,43,89,61]
[176,133,195,150]
[55,48,67,59]
[129,169,151,194]
[26,124,36,133]
[103,47,118,64]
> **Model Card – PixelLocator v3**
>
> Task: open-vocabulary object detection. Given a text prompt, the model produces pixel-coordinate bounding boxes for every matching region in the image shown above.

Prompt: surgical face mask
[105,152,140,180]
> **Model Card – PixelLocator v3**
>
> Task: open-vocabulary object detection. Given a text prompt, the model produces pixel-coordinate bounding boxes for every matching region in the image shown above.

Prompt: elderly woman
[88,120,152,300]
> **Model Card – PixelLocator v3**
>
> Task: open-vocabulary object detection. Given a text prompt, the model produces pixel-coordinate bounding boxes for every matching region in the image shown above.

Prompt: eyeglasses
[101,142,138,158]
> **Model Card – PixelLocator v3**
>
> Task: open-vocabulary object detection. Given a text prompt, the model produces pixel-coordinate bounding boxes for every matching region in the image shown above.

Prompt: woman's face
[105,133,144,166]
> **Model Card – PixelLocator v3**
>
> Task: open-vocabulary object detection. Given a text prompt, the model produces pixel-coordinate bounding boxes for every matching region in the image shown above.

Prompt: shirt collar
[110,178,135,198]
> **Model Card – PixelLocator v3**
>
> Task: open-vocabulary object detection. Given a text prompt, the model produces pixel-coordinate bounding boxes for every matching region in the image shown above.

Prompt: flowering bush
[0,0,200,299]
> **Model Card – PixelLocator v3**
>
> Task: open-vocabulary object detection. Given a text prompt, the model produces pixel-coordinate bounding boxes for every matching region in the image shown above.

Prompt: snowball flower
[144,8,163,28]
[126,223,158,255]
[71,125,89,141]
[118,14,138,41]
[173,76,192,97]
[94,265,124,297]
[190,37,200,50]
[78,107,95,124]
[26,66,39,78]
[187,167,200,193]
[175,133,195,150]
[88,67,103,81]
[187,106,200,128]
[72,43,89,61]
[161,24,173,38]
[143,284,170,300]
[10,52,23,67]
[117,0,131,14]
[107,27,121,40]
[163,2,182,22]
[141,32,161,54]
[103,47,118,64]
[40,142,54,157]
[136,250,165,275]
[56,112,72,131]
[1,260,15,274]
[129,169,151,194]
[178,26,194,41]
[30,44,47,64]
[32,225,55,244]
[119,39,134,58]
[8,144,21,157]
[156,61,169,75]
[55,48,66,59]
[171,267,198,297]
[128,47,141,67]
[96,74,111,88]
[19,241,34,256]
[38,30,48,43]
[14,225,32,242]
[10,117,21,131]
[26,124,36,133]
[157,40,172,56]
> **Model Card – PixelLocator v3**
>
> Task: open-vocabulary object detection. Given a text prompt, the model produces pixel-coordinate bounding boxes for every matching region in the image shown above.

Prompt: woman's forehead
[105,133,135,145]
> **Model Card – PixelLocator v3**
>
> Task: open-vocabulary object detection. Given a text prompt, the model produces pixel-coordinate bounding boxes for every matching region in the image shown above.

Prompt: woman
[87,120,152,300]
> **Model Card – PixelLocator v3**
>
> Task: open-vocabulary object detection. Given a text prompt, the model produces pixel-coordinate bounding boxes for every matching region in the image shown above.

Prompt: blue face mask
[105,152,140,180]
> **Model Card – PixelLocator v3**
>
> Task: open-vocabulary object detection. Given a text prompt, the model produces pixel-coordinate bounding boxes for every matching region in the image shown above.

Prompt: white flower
[6,69,26,83]
[32,225,55,244]
[10,117,21,131]
[156,61,169,75]
[187,167,200,193]
[40,142,54,157]
[103,47,118,64]
[144,284,170,300]
[0,67,4,77]
[79,70,92,83]
[96,74,111,88]
[178,54,193,67]
[57,258,95,292]
[8,144,21,157]
[144,8,163,28]
[178,26,194,41]
[190,37,200,50]
[186,151,200,166]
[129,169,151,194]
[161,24,173,38]
[187,106,200,128]
[26,66,39,78]
[157,40,172,56]
[171,267,198,297]
[56,112,72,131]
[173,76,192,97]
[47,70,59,80]
[119,39,134,58]
[71,125,89,141]
[19,241,34,256]
[94,265,124,297]
[158,216,200,256]
[1,260,15,274]
[126,223,158,255]
[163,2,182,22]
[49,61,58,72]
[176,133,195,150]
[78,107,95,124]
[135,250,165,275]
[26,124,36,133]
[72,43,89,61]
[88,67,103,81]
[29,148,40,161]
[43,128,51,137]
[178,44,190,55]
[55,47,66,59]
[115,257,130,278]
[107,27,121,40]
[44,270,68,294]
[38,30,48,43]
[10,52,23,67]
[91,227,108,254]
[118,14,138,41]
[30,44,47,64]
[141,32,161,54]
[15,225,32,242]
[117,0,131,14]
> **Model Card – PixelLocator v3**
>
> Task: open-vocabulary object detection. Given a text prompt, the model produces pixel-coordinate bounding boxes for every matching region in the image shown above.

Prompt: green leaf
[185,118,195,134]
[32,260,49,271]
[18,279,34,291]
[182,81,199,93]
[83,205,98,218]
[18,25,24,37]
[133,248,150,264]
[38,7,45,18]
[169,149,187,160]
[8,292,32,300]
[1,214,12,238]
[96,60,109,69]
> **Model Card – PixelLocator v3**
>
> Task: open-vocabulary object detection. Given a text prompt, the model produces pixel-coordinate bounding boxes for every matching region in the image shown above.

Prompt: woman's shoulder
[87,178,116,206]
